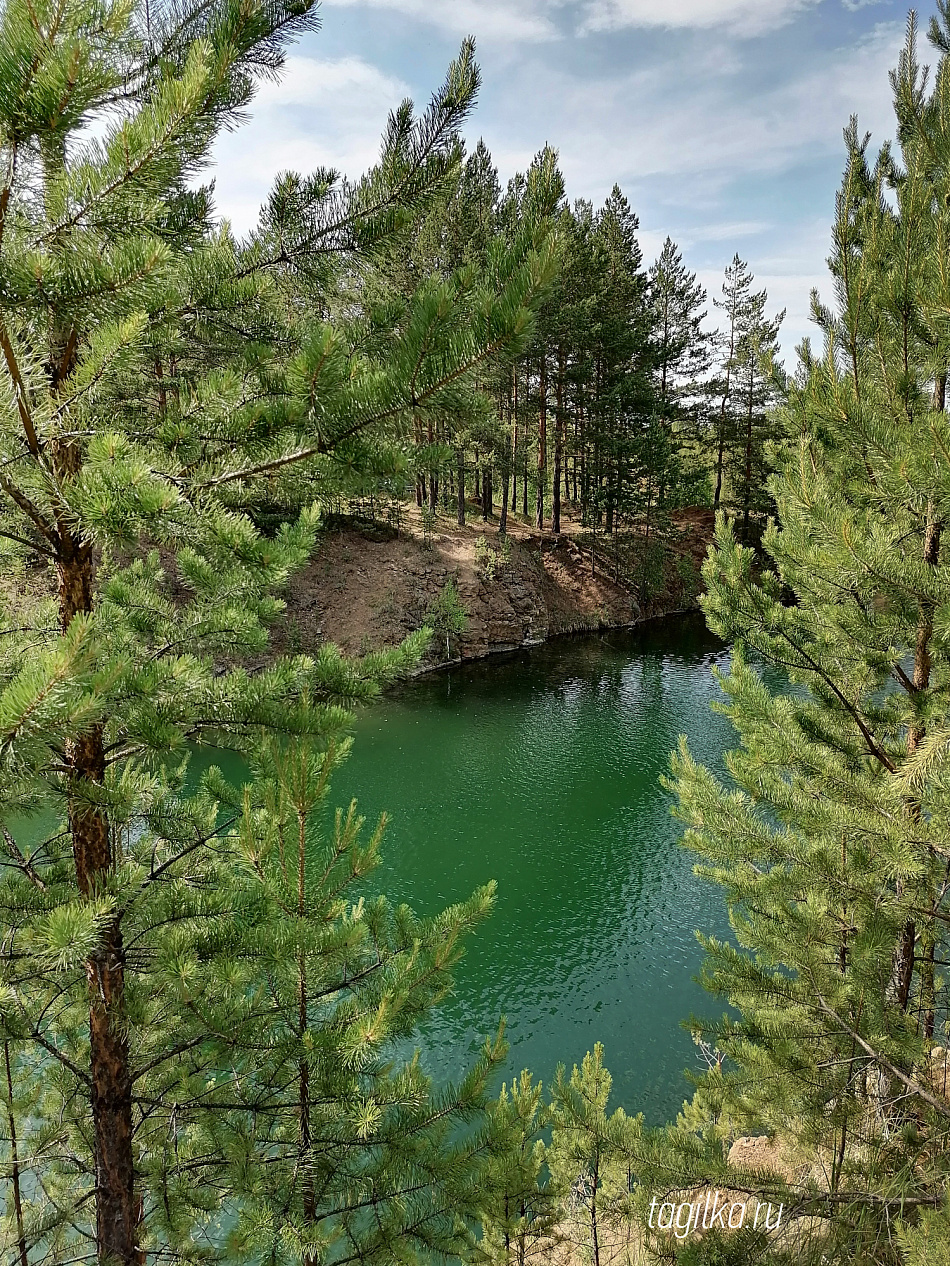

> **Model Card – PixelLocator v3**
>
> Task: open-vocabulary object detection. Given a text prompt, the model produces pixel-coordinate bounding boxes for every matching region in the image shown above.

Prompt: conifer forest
[5,0,950,1262]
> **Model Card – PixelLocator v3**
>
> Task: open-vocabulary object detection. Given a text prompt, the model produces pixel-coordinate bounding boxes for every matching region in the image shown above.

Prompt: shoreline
[406,604,706,677]
[268,504,715,674]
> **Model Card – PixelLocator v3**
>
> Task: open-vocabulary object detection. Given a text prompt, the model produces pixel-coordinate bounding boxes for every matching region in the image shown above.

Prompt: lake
[326,613,737,1125]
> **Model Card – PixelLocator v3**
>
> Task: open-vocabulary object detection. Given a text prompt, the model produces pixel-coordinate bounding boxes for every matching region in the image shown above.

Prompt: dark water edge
[331,612,738,1125]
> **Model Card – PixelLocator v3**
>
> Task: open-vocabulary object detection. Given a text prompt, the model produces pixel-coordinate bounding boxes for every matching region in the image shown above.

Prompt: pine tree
[648,238,712,511]
[649,237,710,432]
[570,185,652,551]
[727,292,784,543]
[178,733,506,1266]
[710,255,759,511]
[644,10,950,1262]
[0,2,555,1260]
[548,1045,636,1266]
[478,1072,560,1266]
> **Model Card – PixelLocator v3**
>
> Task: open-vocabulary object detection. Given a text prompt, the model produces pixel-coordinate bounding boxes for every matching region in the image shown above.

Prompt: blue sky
[210,0,937,364]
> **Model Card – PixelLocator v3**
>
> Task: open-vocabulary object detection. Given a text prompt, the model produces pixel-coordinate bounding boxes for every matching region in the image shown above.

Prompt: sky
[209,0,941,365]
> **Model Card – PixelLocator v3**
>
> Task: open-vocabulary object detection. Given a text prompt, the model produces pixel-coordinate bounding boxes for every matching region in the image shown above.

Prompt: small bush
[425,580,468,658]
[420,503,436,547]
[474,534,511,581]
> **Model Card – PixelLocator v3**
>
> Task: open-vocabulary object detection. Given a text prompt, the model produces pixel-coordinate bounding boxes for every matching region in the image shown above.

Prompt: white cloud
[636,222,770,267]
[503,20,903,197]
[690,220,772,242]
[320,0,560,42]
[582,0,821,36]
[209,56,411,232]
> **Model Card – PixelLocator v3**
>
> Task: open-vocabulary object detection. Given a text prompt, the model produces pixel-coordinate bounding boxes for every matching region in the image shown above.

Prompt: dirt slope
[269,504,714,669]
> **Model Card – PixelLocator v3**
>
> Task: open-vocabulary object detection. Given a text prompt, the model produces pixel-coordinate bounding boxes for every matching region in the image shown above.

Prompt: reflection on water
[12,614,738,1126]
[330,614,736,1124]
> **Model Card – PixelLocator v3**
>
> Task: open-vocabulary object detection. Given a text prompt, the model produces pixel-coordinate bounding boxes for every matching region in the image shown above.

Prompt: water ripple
[333,615,736,1123]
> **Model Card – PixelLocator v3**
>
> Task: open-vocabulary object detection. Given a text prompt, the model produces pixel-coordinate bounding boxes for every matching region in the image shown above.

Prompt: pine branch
[1,827,46,891]
[815,991,950,1120]
[0,323,42,461]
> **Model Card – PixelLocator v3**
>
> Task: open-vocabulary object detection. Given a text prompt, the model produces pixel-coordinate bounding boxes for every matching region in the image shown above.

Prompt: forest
[2,0,950,1263]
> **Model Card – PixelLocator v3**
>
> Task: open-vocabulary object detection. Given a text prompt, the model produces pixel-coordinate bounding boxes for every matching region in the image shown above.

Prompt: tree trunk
[713,421,726,511]
[742,362,754,543]
[457,452,466,526]
[563,413,571,509]
[890,510,942,1015]
[428,418,437,511]
[552,346,564,535]
[415,415,425,505]
[298,809,316,1265]
[579,400,587,523]
[714,305,738,511]
[511,367,519,518]
[907,371,949,1040]
[50,389,141,1266]
[52,433,139,1266]
[38,128,143,1266]
[4,1042,27,1266]
[535,355,547,531]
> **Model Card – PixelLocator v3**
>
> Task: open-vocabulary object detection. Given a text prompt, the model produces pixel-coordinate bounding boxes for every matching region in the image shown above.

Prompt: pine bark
[59,544,139,1264]
[889,378,945,1024]
[713,299,739,512]
[46,150,140,1252]
[510,367,519,521]
[552,346,564,535]
[456,453,466,526]
[428,418,437,510]
[741,360,754,543]
[415,414,424,506]
[535,355,547,531]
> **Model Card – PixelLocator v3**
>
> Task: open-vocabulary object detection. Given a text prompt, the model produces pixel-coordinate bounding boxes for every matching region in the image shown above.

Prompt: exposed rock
[727,1135,791,1177]
[266,507,711,670]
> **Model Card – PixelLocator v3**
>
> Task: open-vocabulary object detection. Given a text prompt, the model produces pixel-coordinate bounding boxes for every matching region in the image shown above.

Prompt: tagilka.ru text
[648,1191,784,1240]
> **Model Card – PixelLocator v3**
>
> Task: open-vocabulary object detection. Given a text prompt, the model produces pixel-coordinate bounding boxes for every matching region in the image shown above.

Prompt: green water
[325,613,736,1126]
[16,613,736,1127]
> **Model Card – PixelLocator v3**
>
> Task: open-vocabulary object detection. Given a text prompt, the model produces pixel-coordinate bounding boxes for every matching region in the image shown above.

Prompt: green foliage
[478,1072,560,1266]
[706,255,785,535]
[548,1044,639,1266]
[183,734,507,1265]
[474,533,512,581]
[674,1226,776,1266]
[650,11,950,1264]
[0,0,557,1259]
[425,579,468,658]
[475,1047,644,1266]
[897,1199,950,1266]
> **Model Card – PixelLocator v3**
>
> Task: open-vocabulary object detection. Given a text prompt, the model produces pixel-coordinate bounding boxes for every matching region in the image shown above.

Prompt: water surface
[330,614,736,1124]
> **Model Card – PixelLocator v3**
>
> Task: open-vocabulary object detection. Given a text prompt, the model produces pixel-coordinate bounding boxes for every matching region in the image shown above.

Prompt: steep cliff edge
[268,507,714,669]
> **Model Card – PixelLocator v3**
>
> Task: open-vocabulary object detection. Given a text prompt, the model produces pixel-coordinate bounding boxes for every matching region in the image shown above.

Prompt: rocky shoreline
[268,507,715,672]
